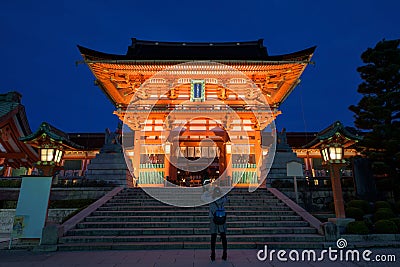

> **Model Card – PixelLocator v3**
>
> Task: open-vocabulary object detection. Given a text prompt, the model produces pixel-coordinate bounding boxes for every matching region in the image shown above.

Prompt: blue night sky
[0,0,399,133]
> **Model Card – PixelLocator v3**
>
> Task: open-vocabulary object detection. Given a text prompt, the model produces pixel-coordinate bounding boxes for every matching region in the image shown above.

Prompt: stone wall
[0,187,114,201]
[0,209,14,233]
[0,187,113,234]
[0,208,77,233]
[277,188,356,212]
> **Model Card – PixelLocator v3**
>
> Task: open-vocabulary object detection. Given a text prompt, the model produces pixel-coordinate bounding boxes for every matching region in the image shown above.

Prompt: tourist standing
[201,186,228,261]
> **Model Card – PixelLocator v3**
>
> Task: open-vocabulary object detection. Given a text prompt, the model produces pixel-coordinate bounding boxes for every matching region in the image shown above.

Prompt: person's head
[212,186,222,199]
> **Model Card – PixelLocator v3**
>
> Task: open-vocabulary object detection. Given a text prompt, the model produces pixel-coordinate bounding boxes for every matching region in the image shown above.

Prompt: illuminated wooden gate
[78,39,315,187]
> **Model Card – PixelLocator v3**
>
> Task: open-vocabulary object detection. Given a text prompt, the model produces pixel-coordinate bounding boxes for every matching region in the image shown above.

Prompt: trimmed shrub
[346,221,370,235]
[0,180,21,188]
[0,200,17,209]
[374,201,392,211]
[374,220,398,234]
[363,214,374,229]
[345,207,364,221]
[374,208,396,221]
[389,218,400,233]
[347,200,371,213]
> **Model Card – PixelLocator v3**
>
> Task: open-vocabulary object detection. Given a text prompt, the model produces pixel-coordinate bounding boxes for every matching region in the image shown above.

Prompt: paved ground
[1,233,400,266]
[0,248,399,267]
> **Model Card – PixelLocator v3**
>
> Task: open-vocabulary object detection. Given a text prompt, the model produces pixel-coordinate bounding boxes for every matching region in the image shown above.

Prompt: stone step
[114,191,274,195]
[121,189,271,193]
[97,205,291,211]
[83,215,303,222]
[60,234,324,244]
[115,191,275,196]
[109,197,280,202]
[76,220,310,229]
[58,241,324,251]
[115,193,276,197]
[59,187,324,251]
[67,227,317,236]
[107,199,284,206]
[91,210,296,217]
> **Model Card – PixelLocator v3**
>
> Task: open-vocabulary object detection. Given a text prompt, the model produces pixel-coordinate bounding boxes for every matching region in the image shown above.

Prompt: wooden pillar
[164,157,170,185]
[254,130,262,181]
[306,150,313,176]
[329,163,346,219]
[5,166,12,177]
[169,140,178,183]
[81,153,89,174]
[164,131,171,186]
[224,144,232,187]
[133,130,142,179]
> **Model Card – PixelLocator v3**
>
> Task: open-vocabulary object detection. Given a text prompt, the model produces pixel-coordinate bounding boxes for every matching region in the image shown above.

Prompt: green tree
[349,39,400,198]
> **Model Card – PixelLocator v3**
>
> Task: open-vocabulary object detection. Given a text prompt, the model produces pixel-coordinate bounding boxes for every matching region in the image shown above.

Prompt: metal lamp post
[320,143,346,219]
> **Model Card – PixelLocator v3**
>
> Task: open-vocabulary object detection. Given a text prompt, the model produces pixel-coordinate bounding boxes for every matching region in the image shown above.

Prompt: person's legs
[210,233,217,261]
[220,232,227,260]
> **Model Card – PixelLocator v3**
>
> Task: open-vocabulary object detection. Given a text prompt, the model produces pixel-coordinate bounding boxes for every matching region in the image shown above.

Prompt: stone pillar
[329,163,346,219]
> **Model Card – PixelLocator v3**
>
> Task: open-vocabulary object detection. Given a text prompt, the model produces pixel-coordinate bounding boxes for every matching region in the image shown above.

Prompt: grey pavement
[0,248,399,267]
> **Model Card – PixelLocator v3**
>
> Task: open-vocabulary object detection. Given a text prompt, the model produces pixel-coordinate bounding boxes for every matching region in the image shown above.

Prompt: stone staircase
[58,187,325,250]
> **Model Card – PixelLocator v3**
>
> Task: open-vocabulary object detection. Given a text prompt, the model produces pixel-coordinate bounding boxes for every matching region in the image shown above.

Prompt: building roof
[0,92,32,135]
[78,38,316,111]
[20,122,84,150]
[0,92,21,118]
[0,92,38,168]
[78,38,316,61]
[303,121,362,149]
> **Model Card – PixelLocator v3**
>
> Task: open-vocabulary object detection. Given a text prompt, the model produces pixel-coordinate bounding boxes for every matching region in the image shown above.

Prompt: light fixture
[320,143,344,163]
[40,146,63,165]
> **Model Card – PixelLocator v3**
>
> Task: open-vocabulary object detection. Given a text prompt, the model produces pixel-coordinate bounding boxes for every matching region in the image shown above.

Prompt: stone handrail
[268,187,324,235]
[61,187,123,235]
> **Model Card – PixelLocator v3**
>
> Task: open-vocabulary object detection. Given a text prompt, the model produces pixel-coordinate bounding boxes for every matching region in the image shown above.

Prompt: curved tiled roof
[78,38,316,61]
[20,122,84,150]
[302,121,363,148]
[0,92,22,118]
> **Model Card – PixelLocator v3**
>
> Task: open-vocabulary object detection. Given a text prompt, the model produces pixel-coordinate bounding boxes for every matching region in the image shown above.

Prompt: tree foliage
[349,39,400,190]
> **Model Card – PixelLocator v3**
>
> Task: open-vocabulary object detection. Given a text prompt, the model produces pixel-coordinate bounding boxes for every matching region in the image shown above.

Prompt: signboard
[13,176,52,238]
[190,80,205,102]
[287,161,303,177]
[286,161,303,204]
